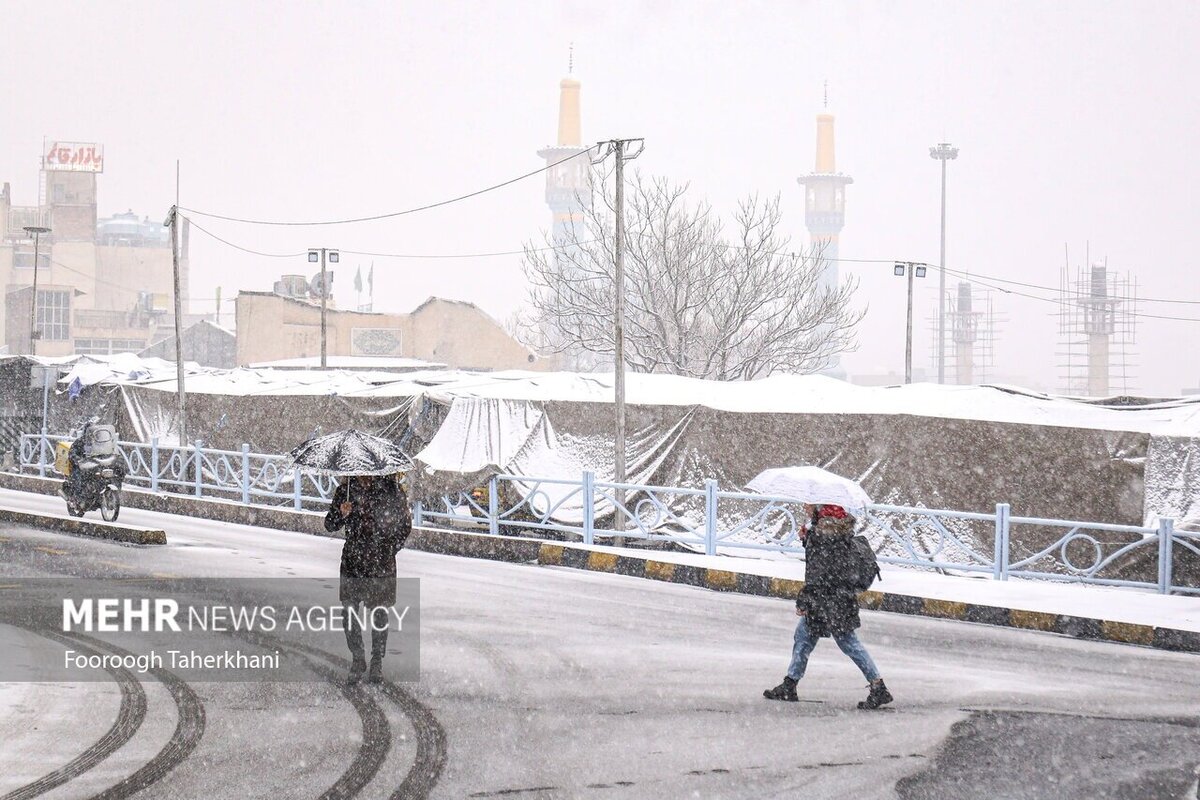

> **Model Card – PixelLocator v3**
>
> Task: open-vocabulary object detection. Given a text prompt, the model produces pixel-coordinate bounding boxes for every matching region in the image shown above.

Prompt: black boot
[857,679,893,710]
[763,676,798,702]
[367,621,387,684]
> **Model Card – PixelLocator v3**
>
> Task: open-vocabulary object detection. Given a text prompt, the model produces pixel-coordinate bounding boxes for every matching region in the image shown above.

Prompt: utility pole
[592,137,644,534]
[23,225,51,356]
[307,248,339,367]
[165,204,187,444]
[895,262,927,383]
[929,143,958,384]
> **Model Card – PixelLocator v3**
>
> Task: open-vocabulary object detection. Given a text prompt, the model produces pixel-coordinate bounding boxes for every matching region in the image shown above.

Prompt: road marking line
[35,546,68,556]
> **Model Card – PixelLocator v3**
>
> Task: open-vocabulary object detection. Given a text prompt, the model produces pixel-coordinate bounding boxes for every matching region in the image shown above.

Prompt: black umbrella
[289,429,412,477]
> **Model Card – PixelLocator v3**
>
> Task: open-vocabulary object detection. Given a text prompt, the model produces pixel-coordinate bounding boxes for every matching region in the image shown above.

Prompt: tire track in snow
[267,636,448,799]
[0,628,147,800]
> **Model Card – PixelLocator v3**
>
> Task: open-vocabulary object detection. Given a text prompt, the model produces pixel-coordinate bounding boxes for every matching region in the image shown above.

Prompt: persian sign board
[351,328,404,357]
[43,141,105,173]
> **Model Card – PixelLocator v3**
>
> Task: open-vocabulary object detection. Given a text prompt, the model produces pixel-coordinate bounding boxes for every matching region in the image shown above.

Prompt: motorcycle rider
[64,419,95,500]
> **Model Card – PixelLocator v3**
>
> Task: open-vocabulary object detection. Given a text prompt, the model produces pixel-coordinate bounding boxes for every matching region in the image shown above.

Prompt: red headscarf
[817,504,848,519]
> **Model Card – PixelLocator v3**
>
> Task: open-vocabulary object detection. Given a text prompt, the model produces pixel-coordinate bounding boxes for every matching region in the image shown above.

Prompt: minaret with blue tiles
[797,90,853,375]
[537,49,590,244]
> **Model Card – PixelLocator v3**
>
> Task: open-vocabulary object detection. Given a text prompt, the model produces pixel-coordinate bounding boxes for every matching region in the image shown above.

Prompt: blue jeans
[787,616,880,682]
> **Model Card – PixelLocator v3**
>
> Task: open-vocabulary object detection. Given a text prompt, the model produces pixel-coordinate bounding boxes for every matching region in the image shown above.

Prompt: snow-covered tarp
[46,363,1200,532]
[411,372,1200,531]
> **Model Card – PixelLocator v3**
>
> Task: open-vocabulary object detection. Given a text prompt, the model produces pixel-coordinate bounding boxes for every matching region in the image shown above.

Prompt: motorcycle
[59,424,125,522]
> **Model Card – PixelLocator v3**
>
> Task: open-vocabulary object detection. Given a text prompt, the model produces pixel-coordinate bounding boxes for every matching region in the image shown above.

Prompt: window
[36,291,71,341]
[74,338,146,355]
[12,249,50,270]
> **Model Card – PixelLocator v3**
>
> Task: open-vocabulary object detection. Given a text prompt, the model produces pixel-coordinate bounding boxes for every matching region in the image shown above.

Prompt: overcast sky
[4,1,1198,393]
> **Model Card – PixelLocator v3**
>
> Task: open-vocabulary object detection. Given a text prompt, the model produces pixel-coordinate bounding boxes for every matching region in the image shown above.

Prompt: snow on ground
[553,537,1200,632]
[2,499,1198,798]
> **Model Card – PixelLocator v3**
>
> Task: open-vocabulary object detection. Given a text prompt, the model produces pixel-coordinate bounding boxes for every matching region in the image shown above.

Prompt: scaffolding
[1056,262,1138,396]
[928,281,1002,385]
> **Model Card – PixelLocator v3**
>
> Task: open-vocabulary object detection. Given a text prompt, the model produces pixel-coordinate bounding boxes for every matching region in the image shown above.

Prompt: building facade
[1,140,188,358]
[235,282,549,371]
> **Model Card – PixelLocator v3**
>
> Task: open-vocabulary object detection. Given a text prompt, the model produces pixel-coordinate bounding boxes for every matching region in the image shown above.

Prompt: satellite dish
[309,271,334,299]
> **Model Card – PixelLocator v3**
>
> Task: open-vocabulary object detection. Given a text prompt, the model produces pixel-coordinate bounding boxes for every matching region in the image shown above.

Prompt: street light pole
[929,143,958,384]
[23,225,51,356]
[895,262,927,383]
[307,248,340,368]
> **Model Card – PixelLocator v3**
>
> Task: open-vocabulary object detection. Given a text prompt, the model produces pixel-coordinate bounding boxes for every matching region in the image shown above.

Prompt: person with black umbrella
[291,430,414,684]
[324,474,411,684]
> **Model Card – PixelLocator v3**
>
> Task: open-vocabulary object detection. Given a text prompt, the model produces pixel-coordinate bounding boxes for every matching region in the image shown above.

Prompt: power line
[176,149,594,227]
[11,253,222,303]
[937,263,1200,306]
[147,211,1200,318]
[341,240,600,259]
[181,211,598,260]
[43,255,143,294]
[940,266,1200,324]
[182,215,305,258]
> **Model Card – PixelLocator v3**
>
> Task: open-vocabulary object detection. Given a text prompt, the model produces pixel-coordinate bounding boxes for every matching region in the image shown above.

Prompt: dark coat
[325,478,412,603]
[796,514,862,637]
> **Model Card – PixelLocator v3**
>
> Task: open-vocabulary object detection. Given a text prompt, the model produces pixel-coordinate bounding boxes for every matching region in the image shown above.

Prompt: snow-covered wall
[57,367,1200,529]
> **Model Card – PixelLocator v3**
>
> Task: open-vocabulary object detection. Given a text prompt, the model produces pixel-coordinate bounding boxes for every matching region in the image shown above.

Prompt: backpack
[848,535,881,593]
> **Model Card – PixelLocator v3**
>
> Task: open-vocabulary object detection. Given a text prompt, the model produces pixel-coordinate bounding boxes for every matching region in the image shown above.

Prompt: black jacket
[324,478,412,578]
[796,515,862,637]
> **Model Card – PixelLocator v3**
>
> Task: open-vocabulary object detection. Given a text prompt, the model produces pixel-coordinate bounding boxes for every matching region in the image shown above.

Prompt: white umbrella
[746,466,872,516]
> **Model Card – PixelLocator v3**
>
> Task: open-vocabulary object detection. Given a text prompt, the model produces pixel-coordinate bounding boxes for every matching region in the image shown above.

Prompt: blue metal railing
[20,431,336,510]
[18,434,1196,595]
[414,472,1195,597]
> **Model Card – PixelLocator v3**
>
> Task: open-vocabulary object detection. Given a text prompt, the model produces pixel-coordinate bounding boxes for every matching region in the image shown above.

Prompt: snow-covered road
[0,489,1197,799]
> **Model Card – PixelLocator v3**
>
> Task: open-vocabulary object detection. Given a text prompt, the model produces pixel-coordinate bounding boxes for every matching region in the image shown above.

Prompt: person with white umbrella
[749,467,893,711]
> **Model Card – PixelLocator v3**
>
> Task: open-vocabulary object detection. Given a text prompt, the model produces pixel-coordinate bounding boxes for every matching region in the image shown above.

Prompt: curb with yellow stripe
[530,541,1198,655]
[0,506,167,545]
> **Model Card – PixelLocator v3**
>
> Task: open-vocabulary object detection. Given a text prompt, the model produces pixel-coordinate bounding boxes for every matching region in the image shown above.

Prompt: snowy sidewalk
[508,536,1200,653]
[573,543,1200,633]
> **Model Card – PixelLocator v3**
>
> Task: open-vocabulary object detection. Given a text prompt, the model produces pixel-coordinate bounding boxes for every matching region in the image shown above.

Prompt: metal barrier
[20,431,336,510]
[19,435,1196,595]
[415,472,1195,596]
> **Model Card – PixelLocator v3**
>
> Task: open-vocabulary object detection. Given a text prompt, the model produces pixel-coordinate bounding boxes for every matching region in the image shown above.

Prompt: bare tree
[521,171,863,380]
